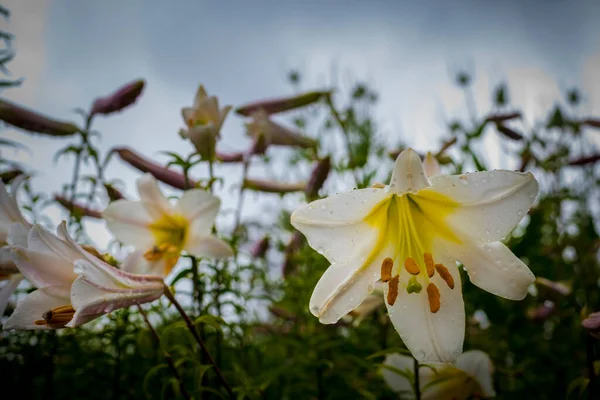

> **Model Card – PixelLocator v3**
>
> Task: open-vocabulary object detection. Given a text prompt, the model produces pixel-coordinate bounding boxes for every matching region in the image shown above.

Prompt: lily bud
[569,154,600,166]
[243,178,306,194]
[251,236,270,259]
[0,99,80,137]
[1,169,23,184]
[527,301,555,322]
[245,111,317,151]
[305,156,331,200]
[91,79,145,116]
[582,312,600,338]
[582,118,600,129]
[103,183,125,201]
[437,137,457,156]
[496,124,523,141]
[485,112,521,124]
[535,277,571,299]
[113,147,198,190]
[54,195,102,219]
[216,151,245,163]
[235,90,331,117]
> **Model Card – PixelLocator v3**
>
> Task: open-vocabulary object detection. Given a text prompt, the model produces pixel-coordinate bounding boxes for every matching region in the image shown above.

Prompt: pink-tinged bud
[1,169,23,184]
[268,305,296,321]
[305,156,331,200]
[535,277,571,298]
[216,151,245,163]
[569,154,600,166]
[91,79,145,116]
[54,195,102,219]
[485,112,521,124]
[236,90,331,117]
[103,183,125,201]
[245,112,317,151]
[496,124,523,140]
[243,178,305,194]
[113,147,198,190]
[582,312,600,338]
[0,99,80,137]
[251,236,270,259]
[582,118,600,129]
[283,230,305,277]
[527,301,555,322]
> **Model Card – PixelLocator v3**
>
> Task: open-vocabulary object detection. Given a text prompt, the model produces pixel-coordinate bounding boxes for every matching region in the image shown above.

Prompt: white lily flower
[291,148,538,363]
[0,177,31,316]
[180,84,232,160]
[103,174,233,276]
[3,222,164,330]
[346,281,384,326]
[382,350,496,399]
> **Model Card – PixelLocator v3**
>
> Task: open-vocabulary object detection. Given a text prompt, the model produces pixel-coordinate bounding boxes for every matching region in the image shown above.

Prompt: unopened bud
[0,99,80,137]
[216,151,245,163]
[0,169,23,184]
[485,112,521,124]
[569,154,600,166]
[251,236,270,259]
[535,277,571,298]
[103,183,125,201]
[305,156,331,200]
[236,90,331,117]
[582,311,600,338]
[113,147,198,190]
[246,112,317,150]
[582,118,600,129]
[91,79,145,116]
[54,195,102,219]
[243,178,305,194]
[527,301,555,322]
[496,124,523,141]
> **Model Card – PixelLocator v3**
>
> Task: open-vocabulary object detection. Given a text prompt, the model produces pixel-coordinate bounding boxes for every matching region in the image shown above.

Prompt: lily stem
[414,357,421,400]
[233,155,250,232]
[137,305,191,400]
[163,284,234,398]
[586,333,596,400]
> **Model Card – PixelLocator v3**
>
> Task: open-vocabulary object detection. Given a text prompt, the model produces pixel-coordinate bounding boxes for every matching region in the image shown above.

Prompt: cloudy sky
[2,0,600,248]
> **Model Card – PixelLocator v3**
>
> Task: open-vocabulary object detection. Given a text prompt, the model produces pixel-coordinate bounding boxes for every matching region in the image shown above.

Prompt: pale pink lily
[103,174,233,276]
[291,148,538,363]
[3,222,163,330]
[180,84,232,160]
[382,350,496,399]
[0,177,31,316]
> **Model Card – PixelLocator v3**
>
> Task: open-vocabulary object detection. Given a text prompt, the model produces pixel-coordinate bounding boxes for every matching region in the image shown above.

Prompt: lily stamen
[381,257,394,282]
[36,305,76,326]
[426,283,441,313]
[435,263,455,289]
[387,275,400,305]
[404,257,420,275]
[423,252,435,278]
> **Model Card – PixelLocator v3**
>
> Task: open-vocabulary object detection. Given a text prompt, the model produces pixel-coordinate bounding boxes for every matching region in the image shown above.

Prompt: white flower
[3,222,164,330]
[382,350,496,399]
[346,281,384,326]
[290,148,538,363]
[180,85,232,160]
[0,177,31,316]
[103,174,233,276]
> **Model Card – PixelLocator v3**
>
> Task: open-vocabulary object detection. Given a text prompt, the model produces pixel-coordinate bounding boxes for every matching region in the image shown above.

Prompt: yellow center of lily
[144,213,189,274]
[364,189,461,312]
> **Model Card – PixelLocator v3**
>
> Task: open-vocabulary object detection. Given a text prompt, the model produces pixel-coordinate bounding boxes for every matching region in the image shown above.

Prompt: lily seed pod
[235,90,331,117]
[113,147,198,190]
[243,178,306,194]
[305,156,331,200]
[0,99,80,137]
[91,79,145,116]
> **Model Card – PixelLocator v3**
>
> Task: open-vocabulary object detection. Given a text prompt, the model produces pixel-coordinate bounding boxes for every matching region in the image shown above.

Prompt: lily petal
[453,241,534,300]
[121,250,166,276]
[177,189,220,238]
[67,259,164,327]
[3,285,71,330]
[309,245,390,324]
[427,170,538,243]
[0,273,23,316]
[291,188,389,264]
[385,255,465,364]
[103,200,155,248]
[423,152,441,177]
[7,222,29,247]
[185,235,233,259]
[390,149,430,194]
[137,174,175,219]
[455,350,496,398]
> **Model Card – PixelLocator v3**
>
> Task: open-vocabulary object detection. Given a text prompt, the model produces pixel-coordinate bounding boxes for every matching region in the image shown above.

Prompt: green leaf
[142,364,170,398]
[194,314,226,332]
[567,376,589,399]
[366,347,412,359]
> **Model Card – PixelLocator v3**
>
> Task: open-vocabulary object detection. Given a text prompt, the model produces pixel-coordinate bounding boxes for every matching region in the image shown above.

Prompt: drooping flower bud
[54,195,102,219]
[91,79,145,116]
[305,156,331,200]
[251,235,270,259]
[495,124,523,140]
[527,301,556,322]
[245,111,317,151]
[582,118,600,129]
[113,147,198,190]
[535,277,571,299]
[235,90,331,117]
[0,99,80,137]
[569,154,600,166]
[243,178,306,194]
[216,151,245,163]
[103,183,125,201]
[582,312,600,338]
